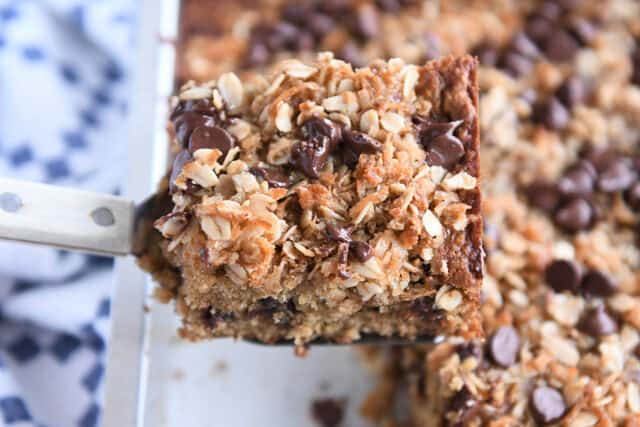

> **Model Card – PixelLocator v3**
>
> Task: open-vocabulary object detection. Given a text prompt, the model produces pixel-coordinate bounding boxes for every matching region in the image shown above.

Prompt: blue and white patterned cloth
[0,1,135,426]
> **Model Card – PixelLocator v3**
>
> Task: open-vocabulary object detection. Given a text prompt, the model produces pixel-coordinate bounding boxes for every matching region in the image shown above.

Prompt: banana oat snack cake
[144,53,483,346]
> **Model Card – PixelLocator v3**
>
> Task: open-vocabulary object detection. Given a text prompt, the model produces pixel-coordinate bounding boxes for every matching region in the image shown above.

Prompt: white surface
[142,301,375,427]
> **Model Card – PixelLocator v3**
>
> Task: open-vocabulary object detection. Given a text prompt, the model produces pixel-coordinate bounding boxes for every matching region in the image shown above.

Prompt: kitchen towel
[0,1,135,426]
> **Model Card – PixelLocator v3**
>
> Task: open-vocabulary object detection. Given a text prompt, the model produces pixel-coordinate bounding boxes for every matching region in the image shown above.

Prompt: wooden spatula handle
[0,178,134,256]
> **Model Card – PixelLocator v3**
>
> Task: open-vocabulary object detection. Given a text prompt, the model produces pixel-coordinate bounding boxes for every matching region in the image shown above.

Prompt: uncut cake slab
[139,53,483,346]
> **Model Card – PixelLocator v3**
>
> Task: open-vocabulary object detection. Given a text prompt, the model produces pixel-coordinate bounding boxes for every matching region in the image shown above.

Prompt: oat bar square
[150,53,483,346]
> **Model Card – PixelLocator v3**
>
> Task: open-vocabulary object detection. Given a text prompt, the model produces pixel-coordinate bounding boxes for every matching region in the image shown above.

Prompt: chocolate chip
[251,297,297,319]
[171,99,223,146]
[415,119,456,141]
[173,112,217,147]
[256,297,280,313]
[316,0,350,16]
[545,259,582,294]
[500,52,534,77]
[244,41,270,68]
[421,263,432,277]
[417,120,465,170]
[325,223,373,263]
[525,16,554,44]
[632,46,640,86]
[488,325,520,367]
[172,98,219,118]
[558,161,596,197]
[533,97,570,130]
[530,387,566,425]
[201,309,234,329]
[249,166,290,188]
[411,296,445,323]
[281,4,309,26]
[524,180,561,213]
[308,13,335,39]
[577,305,618,337]
[581,269,618,297]
[570,18,597,45]
[597,158,637,193]
[447,386,477,421]
[574,160,597,177]
[455,342,483,362]
[543,29,579,62]
[556,0,581,10]
[556,76,586,108]
[375,0,401,12]
[311,398,345,427]
[349,4,379,41]
[286,299,297,314]
[341,129,382,168]
[336,42,365,68]
[349,240,372,262]
[624,182,640,210]
[326,223,352,243]
[468,244,483,280]
[511,32,542,59]
[424,138,466,169]
[582,146,618,173]
[336,242,350,279]
[188,125,235,156]
[304,116,343,146]
[291,117,342,178]
[537,2,562,21]
[169,150,193,193]
[291,142,325,179]
[472,42,500,67]
[266,21,301,51]
[554,198,594,232]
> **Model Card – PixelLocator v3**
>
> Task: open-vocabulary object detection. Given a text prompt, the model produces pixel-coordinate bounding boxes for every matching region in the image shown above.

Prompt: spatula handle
[0,178,134,256]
